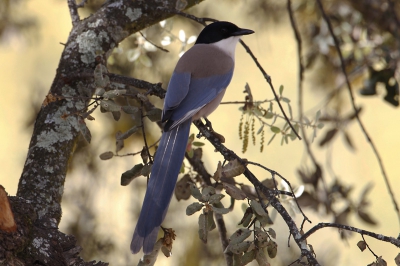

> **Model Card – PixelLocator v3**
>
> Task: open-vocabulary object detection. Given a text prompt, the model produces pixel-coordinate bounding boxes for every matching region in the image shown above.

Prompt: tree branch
[67,0,80,26]
[300,222,400,248]
[11,0,204,264]
[193,120,320,265]
[315,0,400,227]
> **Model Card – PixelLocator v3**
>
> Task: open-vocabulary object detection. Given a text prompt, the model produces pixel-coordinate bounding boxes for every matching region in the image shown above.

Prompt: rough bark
[1,0,204,265]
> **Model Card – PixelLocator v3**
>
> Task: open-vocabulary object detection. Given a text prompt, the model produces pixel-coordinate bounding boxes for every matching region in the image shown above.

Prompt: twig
[169,9,302,141]
[239,39,301,141]
[215,213,233,266]
[361,234,378,259]
[66,70,166,99]
[67,0,80,26]
[183,140,231,264]
[76,0,88,8]
[139,31,169,53]
[246,160,311,223]
[300,222,400,248]
[139,101,153,164]
[193,119,319,265]
[287,0,329,196]
[114,140,160,157]
[316,0,400,227]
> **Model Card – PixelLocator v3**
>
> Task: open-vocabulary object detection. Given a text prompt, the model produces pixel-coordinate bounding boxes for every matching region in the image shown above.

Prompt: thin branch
[66,70,166,99]
[215,213,233,266]
[300,222,400,248]
[287,0,329,196]
[184,143,231,264]
[139,101,154,164]
[139,31,169,53]
[315,0,400,227]
[246,160,311,223]
[361,234,379,259]
[239,39,301,141]
[193,120,319,265]
[67,0,80,26]
[114,140,160,157]
[76,0,88,8]
[168,10,302,141]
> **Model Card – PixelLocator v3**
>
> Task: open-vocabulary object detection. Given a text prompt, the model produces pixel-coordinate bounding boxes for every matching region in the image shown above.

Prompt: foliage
[2,0,400,265]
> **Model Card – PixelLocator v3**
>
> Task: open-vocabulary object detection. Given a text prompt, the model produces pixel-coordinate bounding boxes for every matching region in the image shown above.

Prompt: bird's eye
[221,28,228,33]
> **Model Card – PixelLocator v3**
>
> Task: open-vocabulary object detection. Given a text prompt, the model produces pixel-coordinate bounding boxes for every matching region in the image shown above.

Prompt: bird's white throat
[211,36,241,60]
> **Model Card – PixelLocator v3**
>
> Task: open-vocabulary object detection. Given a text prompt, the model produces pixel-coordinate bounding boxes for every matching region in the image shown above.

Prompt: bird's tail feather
[130,119,191,254]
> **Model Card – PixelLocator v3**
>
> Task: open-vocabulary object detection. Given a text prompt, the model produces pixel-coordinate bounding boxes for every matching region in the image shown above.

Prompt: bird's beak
[232,28,254,36]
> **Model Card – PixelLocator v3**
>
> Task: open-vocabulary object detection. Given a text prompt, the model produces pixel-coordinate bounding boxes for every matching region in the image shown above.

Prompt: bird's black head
[195,21,254,44]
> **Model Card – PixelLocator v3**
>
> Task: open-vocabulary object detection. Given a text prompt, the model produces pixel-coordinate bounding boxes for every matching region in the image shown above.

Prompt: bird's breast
[175,44,234,78]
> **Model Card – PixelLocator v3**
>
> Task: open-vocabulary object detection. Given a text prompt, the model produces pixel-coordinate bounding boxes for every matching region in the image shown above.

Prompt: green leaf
[112,111,121,121]
[186,202,204,216]
[279,85,284,96]
[100,100,121,112]
[223,183,247,200]
[229,241,252,254]
[121,105,139,114]
[198,213,207,243]
[229,228,252,245]
[253,107,263,116]
[206,210,216,231]
[201,186,216,202]
[120,164,144,186]
[263,111,274,119]
[190,183,203,200]
[117,126,140,140]
[267,133,276,145]
[256,249,269,265]
[281,97,290,103]
[257,125,264,135]
[99,151,114,160]
[212,206,230,215]
[192,141,205,147]
[250,200,267,217]
[174,174,192,201]
[239,210,253,227]
[270,126,280,134]
[208,194,225,204]
[232,254,242,266]
[241,250,256,265]
[268,228,276,239]
[255,228,269,242]
[180,161,185,173]
[140,164,152,176]
[266,240,278,258]
[315,110,321,122]
[146,108,162,122]
[103,89,126,98]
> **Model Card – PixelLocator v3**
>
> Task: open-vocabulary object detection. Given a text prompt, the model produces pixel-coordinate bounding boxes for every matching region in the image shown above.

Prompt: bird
[130,21,254,254]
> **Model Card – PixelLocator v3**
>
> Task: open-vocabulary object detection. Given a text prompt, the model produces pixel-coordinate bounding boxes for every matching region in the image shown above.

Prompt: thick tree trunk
[0,1,204,265]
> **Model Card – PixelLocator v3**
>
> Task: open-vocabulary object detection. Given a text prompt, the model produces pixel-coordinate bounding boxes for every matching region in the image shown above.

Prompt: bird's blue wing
[163,70,234,131]
[162,71,191,122]
[131,48,234,254]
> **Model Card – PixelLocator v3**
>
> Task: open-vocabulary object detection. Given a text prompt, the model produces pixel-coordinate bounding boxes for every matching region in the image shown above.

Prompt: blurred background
[0,0,399,265]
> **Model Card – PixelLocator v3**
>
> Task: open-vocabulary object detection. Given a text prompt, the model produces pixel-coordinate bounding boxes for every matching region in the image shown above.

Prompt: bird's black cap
[195,21,254,44]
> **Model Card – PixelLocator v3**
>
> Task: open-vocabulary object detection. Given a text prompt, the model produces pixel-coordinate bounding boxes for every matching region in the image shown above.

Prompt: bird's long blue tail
[130,119,191,254]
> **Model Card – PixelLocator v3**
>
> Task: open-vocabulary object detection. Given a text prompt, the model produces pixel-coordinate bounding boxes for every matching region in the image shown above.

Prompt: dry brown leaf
[0,185,16,232]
